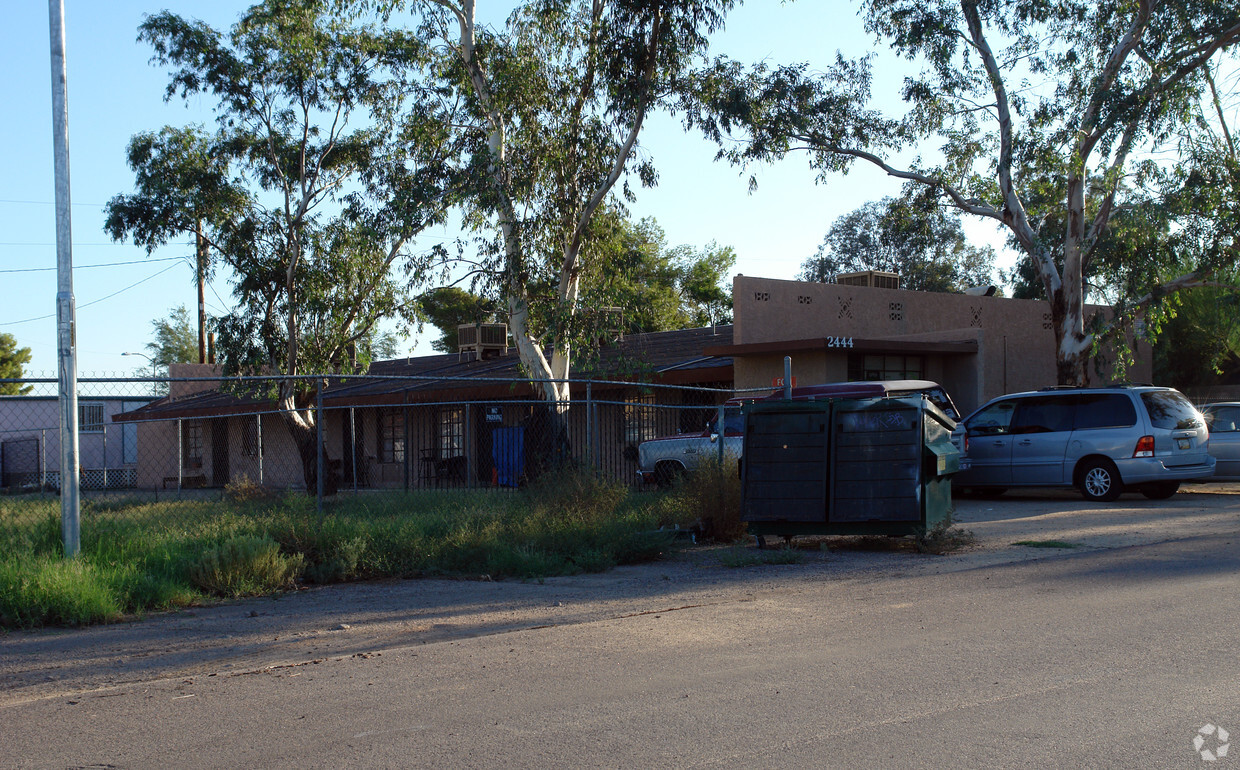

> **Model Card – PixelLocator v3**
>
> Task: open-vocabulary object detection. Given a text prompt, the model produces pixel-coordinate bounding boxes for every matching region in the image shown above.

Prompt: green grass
[716,545,806,568]
[0,469,698,629]
[1012,540,1081,549]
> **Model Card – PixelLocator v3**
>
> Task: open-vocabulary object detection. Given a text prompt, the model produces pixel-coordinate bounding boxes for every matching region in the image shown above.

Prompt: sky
[1,1,1011,377]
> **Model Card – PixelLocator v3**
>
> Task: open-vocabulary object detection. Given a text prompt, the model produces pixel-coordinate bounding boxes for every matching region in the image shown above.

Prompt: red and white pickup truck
[635,379,960,487]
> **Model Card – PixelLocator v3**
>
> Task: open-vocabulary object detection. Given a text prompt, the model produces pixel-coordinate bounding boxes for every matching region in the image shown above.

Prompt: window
[1011,396,1075,434]
[1074,394,1137,430]
[243,417,261,457]
[1205,406,1240,433]
[1140,390,1203,430]
[79,403,104,433]
[847,354,924,381]
[182,421,203,469]
[379,409,405,463]
[440,407,464,456]
[623,393,656,444]
[966,400,1016,436]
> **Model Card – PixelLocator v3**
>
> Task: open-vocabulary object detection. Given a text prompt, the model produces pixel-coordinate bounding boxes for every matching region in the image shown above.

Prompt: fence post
[257,414,264,486]
[717,404,726,467]
[585,381,593,469]
[349,407,357,494]
[316,383,325,516]
[40,429,46,490]
[177,419,183,495]
[101,422,108,491]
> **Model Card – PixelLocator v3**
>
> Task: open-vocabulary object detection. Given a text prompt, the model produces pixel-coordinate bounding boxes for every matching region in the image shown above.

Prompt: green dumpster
[741,396,960,545]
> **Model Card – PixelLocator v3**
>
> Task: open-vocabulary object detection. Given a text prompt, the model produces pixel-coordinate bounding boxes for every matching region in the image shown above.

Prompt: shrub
[656,462,745,542]
[223,475,278,506]
[522,464,628,518]
[187,535,303,597]
[0,557,124,627]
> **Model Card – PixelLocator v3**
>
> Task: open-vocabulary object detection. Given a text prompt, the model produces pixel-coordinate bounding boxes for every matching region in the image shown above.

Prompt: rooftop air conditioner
[836,270,901,290]
[457,323,509,360]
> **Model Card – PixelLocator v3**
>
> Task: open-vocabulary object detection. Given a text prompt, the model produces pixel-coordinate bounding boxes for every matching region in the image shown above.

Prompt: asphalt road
[2,489,1239,768]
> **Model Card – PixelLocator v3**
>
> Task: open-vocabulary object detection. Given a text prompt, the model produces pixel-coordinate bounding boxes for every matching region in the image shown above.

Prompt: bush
[651,462,744,542]
[187,535,303,597]
[223,475,279,506]
[0,557,124,627]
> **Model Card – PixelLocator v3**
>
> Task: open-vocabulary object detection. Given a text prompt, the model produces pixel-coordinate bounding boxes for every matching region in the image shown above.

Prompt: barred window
[183,421,203,469]
[847,353,924,381]
[440,407,464,456]
[623,393,656,444]
[79,402,105,433]
[379,409,405,463]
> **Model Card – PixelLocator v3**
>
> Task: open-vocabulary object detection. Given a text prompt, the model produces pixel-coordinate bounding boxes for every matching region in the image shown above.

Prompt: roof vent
[836,270,900,290]
[457,323,509,360]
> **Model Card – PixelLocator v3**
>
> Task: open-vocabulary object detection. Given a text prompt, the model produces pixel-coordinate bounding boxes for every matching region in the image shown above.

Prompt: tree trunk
[278,387,336,496]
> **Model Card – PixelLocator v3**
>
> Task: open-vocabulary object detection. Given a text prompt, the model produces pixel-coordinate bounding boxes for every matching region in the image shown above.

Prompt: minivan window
[1074,393,1137,430]
[967,400,1016,435]
[1140,390,1202,430]
[1011,396,1075,434]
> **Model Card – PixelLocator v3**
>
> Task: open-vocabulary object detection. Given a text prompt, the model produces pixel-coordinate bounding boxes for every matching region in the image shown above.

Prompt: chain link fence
[1,374,746,534]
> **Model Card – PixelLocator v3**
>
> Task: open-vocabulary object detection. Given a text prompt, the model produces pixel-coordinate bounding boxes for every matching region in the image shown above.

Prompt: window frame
[378,408,405,464]
[79,402,105,434]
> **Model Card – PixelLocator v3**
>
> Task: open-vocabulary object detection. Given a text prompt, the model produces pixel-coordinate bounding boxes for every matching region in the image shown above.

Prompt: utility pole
[49,0,80,557]
[196,224,207,363]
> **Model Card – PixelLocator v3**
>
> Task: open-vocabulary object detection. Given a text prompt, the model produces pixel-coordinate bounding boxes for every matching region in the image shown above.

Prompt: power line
[0,256,187,274]
[0,262,183,325]
[0,198,104,207]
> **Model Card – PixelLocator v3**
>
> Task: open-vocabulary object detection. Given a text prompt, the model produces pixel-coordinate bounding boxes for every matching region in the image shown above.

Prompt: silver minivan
[952,385,1215,501]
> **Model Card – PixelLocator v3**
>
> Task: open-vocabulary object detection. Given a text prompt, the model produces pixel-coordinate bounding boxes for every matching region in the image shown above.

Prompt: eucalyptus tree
[0,333,33,395]
[135,0,464,489]
[801,196,996,293]
[690,0,1240,384]
[105,126,249,363]
[369,0,735,407]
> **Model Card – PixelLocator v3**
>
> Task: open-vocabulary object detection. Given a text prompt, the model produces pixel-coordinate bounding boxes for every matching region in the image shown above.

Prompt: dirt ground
[2,483,1237,709]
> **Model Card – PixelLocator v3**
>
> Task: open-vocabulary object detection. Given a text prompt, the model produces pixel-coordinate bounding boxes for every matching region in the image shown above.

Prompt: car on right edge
[952,384,1215,502]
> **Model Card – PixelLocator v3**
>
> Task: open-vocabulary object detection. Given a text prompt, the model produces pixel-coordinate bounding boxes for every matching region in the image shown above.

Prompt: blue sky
[1,1,1010,376]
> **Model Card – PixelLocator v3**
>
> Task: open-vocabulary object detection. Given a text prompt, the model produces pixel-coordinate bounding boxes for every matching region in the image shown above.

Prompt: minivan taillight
[964,435,970,453]
[1133,436,1155,458]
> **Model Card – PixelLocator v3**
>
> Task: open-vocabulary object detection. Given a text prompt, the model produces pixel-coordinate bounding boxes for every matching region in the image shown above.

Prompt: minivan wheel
[1140,481,1179,500]
[1078,459,1122,502]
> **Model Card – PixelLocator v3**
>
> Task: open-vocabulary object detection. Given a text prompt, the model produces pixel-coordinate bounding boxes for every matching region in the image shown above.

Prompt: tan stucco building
[706,275,1151,415]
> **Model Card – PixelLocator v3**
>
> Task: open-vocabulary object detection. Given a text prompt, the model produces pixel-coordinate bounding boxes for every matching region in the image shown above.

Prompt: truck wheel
[654,463,682,489]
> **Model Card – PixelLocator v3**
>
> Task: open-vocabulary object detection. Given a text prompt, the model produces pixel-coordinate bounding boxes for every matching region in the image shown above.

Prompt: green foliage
[687,0,1240,384]
[802,196,996,293]
[187,535,304,598]
[0,332,33,395]
[370,0,736,400]
[417,286,501,353]
[147,305,199,368]
[0,557,125,627]
[716,545,804,568]
[0,474,725,627]
[1152,286,1240,390]
[129,0,461,393]
[647,461,744,543]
